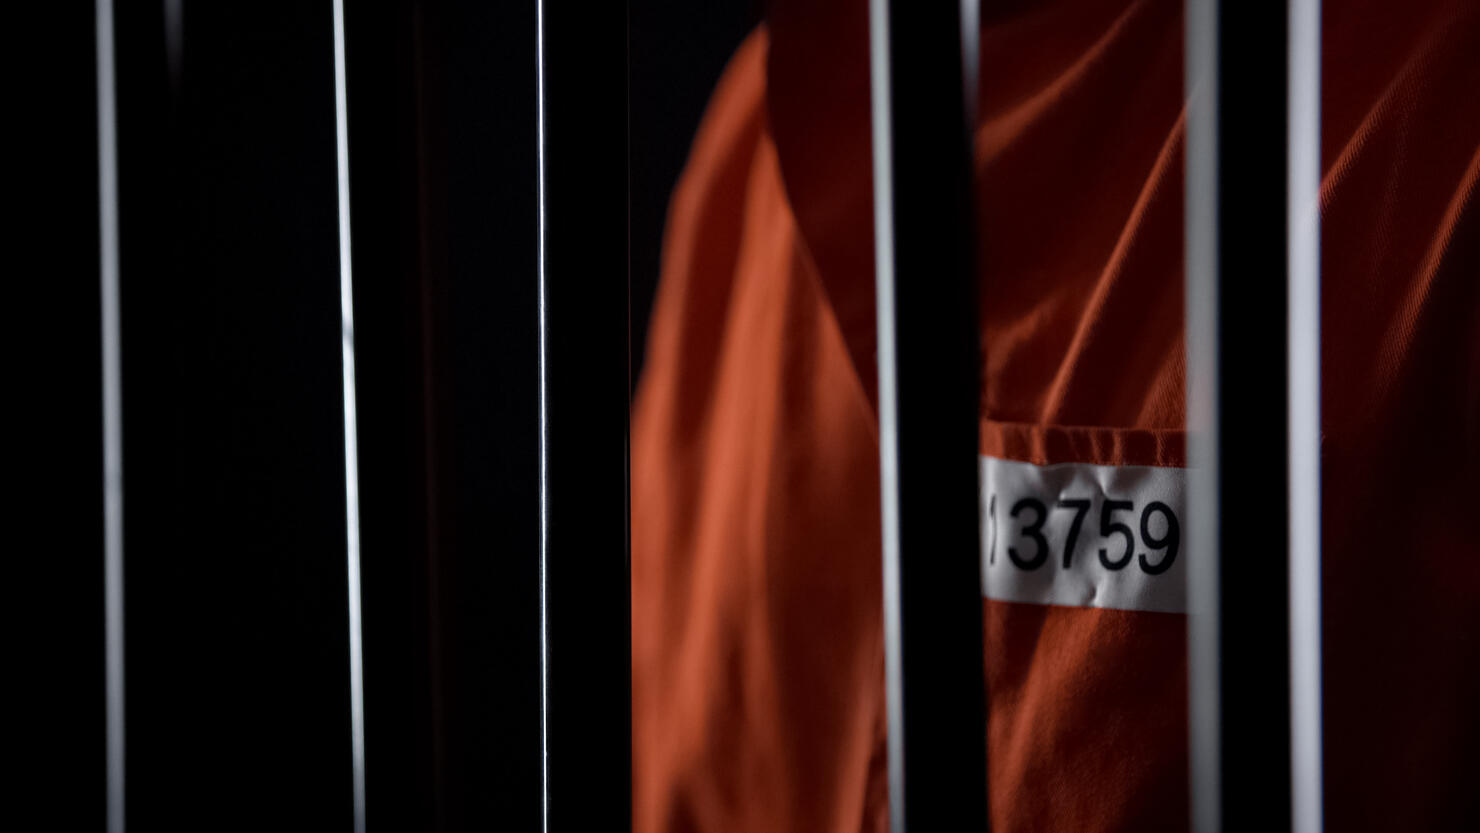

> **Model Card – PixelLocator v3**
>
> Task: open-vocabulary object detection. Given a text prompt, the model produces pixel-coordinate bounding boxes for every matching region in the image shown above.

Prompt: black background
[16,1,751,830]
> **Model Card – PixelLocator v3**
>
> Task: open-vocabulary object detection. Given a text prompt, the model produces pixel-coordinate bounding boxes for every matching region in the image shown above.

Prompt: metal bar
[1287,2,1324,831]
[537,1,632,829]
[1186,2,1296,831]
[331,1,368,830]
[96,1,124,830]
[1184,3,1221,828]
[868,1,988,831]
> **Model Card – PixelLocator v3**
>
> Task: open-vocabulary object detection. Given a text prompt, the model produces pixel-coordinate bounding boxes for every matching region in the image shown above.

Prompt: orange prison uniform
[631,1,1480,830]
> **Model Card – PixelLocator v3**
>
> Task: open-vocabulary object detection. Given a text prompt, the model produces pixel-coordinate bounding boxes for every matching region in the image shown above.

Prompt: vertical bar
[1184,2,1221,828]
[1287,1,1323,831]
[868,1,989,831]
[96,1,124,831]
[332,1,368,831]
[537,1,632,829]
[1186,2,1295,831]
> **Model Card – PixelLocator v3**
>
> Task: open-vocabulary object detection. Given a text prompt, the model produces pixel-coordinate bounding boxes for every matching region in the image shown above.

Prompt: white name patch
[981,456,1187,613]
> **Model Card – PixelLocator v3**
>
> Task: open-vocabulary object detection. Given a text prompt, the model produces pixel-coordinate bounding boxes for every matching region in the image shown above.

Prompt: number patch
[981,456,1188,613]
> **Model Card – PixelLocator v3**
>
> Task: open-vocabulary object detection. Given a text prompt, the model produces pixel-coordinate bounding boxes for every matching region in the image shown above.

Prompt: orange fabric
[632,2,1480,831]
[631,33,888,833]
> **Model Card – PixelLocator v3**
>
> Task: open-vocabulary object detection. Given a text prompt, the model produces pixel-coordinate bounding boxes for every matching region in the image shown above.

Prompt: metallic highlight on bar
[331,1,368,830]
[959,0,979,126]
[97,1,125,831]
[536,2,551,830]
[1287,1,1324,831]
[164,0,183,86]
[1183,1,1221,832]
[865,0,907,827]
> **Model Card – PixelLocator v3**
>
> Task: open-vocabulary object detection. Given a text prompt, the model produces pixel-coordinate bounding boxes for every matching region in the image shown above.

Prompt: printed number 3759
[987,495,1179,575]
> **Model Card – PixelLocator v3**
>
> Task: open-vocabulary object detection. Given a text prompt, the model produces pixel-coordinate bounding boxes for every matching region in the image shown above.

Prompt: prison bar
[1185,1,1322,831]
[96,2,124,832]
[331,3,368,829]
[1286,4,1324,832]
[868,1,990,831]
